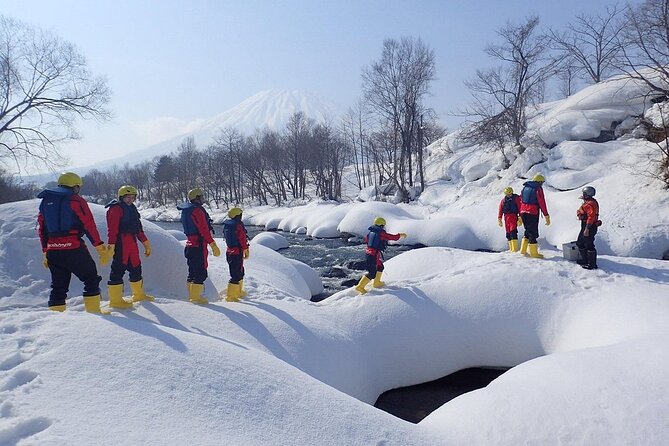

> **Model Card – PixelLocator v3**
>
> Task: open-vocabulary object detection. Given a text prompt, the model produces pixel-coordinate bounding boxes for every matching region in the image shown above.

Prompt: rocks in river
[322,267,348,278]
[340,278,358,288]
[345,260,367,271]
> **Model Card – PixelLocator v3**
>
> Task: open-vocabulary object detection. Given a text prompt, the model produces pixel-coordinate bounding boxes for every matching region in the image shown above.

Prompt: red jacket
[185,207,215,248]
[106,203,148,267]
[498,194,522,218]
[38,194,103,252]
[577,198,600,227]
[520,186,549,217]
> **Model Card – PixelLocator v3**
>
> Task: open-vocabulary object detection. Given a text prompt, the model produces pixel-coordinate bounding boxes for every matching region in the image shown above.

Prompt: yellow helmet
[228,207,242,218]
[57,172,83,187]
[374,217,386,226]
[188,188,204,201]
[532,174,545,182]
[118,185,138,197]
[503,187,514,196]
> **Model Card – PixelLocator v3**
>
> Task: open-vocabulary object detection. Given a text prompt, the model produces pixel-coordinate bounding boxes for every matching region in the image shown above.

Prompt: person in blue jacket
[355,217,407,294]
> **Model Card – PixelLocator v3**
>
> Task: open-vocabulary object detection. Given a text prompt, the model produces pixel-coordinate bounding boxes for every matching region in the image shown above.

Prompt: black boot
[577,248,588,265]
[582,250,598,270]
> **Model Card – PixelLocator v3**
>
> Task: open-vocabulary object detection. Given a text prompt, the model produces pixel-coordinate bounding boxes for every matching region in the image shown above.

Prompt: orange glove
[42,252,49,269]
[517,216,523,227]
[142,240,152,257]
[209,242,221,257]
[497,218,503,227]
[243,249,250,259]
[545,215,551,226]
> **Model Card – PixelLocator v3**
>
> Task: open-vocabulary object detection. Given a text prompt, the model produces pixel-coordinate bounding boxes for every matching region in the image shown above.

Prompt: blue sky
[4,0,635,170]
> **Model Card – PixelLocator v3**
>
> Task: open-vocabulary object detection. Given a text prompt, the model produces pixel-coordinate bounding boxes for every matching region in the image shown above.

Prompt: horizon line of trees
[3,0,669,205]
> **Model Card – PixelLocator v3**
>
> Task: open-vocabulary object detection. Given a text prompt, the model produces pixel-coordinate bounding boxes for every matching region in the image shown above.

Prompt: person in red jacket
[222,207,249,302]
[576,186,601,270]
[177,188,221,304]
[37,172,111,313]
[519,174,551,258]
[355,217,407,294]
[498,186,523,252]
[105,185,153,309]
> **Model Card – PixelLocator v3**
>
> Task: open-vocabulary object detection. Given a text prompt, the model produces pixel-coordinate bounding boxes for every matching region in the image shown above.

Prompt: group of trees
[461,0,669,185]
[3,0,669,206]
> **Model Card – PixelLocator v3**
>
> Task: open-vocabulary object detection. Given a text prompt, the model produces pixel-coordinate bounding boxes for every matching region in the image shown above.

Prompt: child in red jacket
[498,186,523,252]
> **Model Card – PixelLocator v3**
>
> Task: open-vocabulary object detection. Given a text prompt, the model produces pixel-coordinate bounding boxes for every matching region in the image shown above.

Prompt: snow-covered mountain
[86,89,343,171]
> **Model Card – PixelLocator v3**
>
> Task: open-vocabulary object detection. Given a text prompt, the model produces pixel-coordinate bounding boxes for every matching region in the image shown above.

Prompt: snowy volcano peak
[199,88,343,134]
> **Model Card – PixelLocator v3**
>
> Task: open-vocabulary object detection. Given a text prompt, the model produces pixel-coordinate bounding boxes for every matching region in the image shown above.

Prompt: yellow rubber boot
[528,243,544,259]
[108,283,133,309]
[84,295,111,315]
[189,283,208,305]
[49,305,66,312]
[225,283,240,302]
[510,239,519,252]
[520,238,529,255]
[355,275,371,294]
[373,271,386,288]
[238,280,247,298]
[130,280,154,302]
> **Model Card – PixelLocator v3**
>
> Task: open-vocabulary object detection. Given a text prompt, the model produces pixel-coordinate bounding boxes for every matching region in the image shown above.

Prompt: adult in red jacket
[223,207,249,302]
[576,186,601,270]
[355,217,407,294]
[177,188,221,304]
[519,174,551,258]
[37,172,110,313]
[497,186,523,252]
[105,185,153,309]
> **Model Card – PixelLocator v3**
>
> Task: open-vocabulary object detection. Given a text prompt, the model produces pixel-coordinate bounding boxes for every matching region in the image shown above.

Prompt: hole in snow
[374,367,508,423]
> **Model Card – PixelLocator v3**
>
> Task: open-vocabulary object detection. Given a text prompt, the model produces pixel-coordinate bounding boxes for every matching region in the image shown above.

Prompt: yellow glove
[42,252,49,269]
[209,242,221,257]
[497,218,503,227]
[517,216,523,227]
[96,244,110,266]
[142,240,152,257]
[243,248,250,259]
[107,244,115,258]
[399,233,408,239]
[545,215,551,226]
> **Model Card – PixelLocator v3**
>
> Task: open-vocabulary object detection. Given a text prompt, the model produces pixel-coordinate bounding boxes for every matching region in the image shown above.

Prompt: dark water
[152,220,506,420]
[374,367,508,423]
[153,221,414,299]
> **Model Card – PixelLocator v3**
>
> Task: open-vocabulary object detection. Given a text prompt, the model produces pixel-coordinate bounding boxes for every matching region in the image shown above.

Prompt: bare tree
[462,16,555,161]
[362,36,436,200]
[0,16,110,172]
[620,0,669,185]
[550,6,625,84]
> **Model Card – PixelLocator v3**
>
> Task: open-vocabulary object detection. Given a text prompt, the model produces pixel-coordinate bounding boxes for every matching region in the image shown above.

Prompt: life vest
[223,218,240,248]
[366,225,387,252]
[177,202,212,236]
[521,182,540,205]
[105,200,142,234]
[502,194,519,214]
[37,187,80,237]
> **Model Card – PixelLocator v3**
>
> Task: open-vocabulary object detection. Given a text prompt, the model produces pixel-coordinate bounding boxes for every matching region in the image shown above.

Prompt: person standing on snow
[355,217,407,294]
[222,207,249,302]
[576,186,601,270]
[37,172,112,313]
[177,188,220,304]
[519,174,551,258]
[498,186,523,252]
[104,185,153,309]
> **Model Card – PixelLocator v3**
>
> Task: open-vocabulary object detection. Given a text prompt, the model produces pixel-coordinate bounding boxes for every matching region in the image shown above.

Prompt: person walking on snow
[519,174,551,258]
[576,186,601,270]
[355,217,407,294]
[104,185,153,309]
[177,188,221,304]
[498,186,523,252]
[37,172,112,313]
[222,207,249,302]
